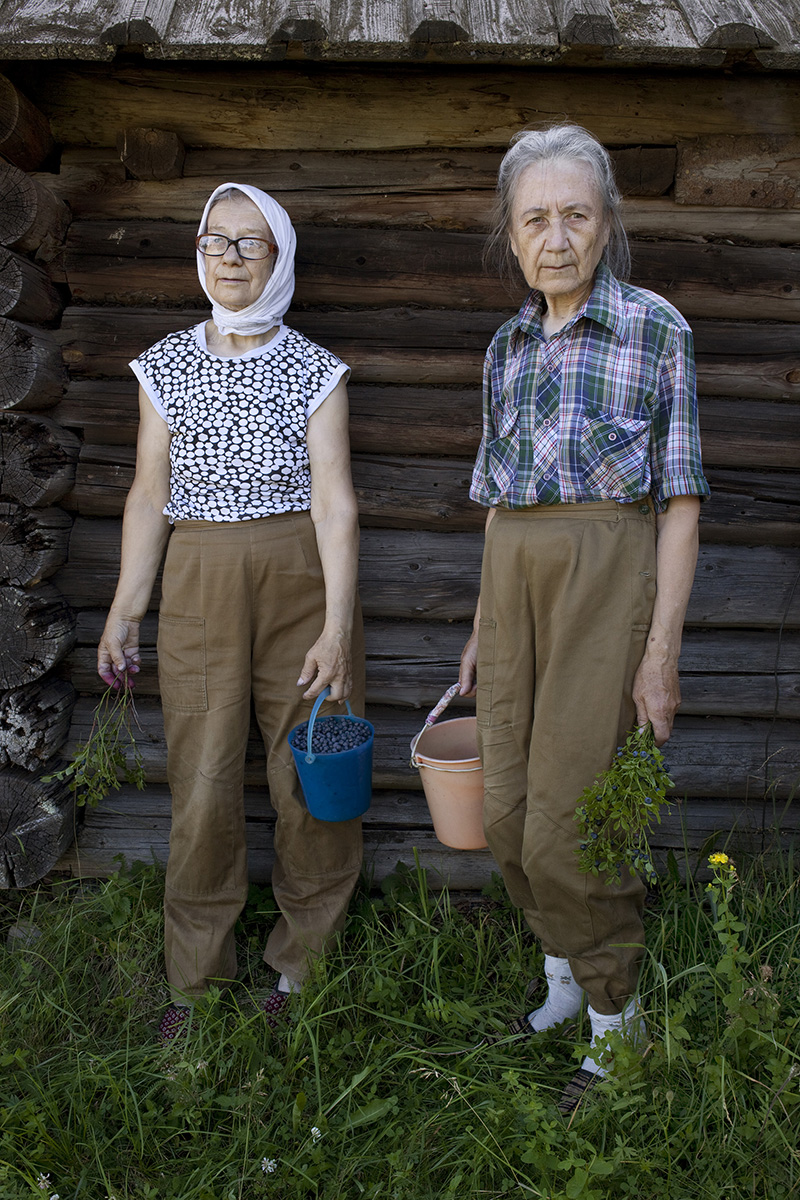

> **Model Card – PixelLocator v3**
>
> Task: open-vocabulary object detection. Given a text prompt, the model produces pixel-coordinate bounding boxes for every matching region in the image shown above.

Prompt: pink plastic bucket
[411,716,486,850]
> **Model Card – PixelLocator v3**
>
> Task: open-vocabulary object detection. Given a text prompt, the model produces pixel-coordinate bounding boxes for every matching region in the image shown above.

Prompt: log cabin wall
[0,79,81,885]
[0,4,799,888]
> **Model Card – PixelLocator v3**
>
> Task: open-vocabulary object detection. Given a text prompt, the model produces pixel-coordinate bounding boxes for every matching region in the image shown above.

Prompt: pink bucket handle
[423,682,462,727]
[410,682,462,766]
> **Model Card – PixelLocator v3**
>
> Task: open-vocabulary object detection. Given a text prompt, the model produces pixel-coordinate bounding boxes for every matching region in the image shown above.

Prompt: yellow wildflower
[709,852,731,867]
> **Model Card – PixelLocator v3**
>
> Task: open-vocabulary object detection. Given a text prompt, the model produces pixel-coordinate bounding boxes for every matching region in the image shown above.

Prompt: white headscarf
[196,182,297,337]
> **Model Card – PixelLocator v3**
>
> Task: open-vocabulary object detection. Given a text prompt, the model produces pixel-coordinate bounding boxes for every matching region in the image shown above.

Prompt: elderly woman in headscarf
[98,183,364,1042]
[458,126,709,1112]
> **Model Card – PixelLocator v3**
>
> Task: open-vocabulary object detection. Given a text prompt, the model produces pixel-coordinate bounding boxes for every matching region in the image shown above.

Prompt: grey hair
[484,124,631,286]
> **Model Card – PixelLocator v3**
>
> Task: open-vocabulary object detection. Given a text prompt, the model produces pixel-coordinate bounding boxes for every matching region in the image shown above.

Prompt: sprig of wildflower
[310,1126,322,1142]
[575,723,673,886]
[42,678,145,807]
[261,1157,278,1174]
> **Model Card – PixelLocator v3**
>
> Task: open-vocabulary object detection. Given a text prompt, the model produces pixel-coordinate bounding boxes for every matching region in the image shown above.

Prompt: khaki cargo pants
[158,513,365,1001]
[476,500,657,1015]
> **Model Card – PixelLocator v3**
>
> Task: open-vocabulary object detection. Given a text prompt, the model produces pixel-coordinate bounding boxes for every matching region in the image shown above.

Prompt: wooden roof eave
[0,0,799,65]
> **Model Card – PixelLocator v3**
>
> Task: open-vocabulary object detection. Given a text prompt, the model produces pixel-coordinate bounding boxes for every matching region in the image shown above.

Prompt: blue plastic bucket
[288,687,373,822]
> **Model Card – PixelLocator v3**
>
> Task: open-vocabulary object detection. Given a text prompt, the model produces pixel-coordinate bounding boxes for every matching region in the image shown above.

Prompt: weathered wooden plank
[676,135,800,209]
[60,223,800,322]
[53,519,800,629]
[674,0,795,49]
[60,699,800,799]
[60,634,800,718]
[48,152,800,241]
[553,0,618,45]
[116,126,186,180]
[33,65,800,149]
[52,781,800,886]
[52,382,800,479]
[55,309,800,399]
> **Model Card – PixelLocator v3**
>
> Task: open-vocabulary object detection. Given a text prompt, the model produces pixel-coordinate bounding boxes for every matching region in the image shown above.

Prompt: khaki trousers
[158,513,364,1001]
[476,501,657,1014]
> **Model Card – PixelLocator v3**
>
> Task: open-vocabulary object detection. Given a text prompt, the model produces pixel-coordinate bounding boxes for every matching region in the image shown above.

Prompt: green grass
[1,850,799,1200]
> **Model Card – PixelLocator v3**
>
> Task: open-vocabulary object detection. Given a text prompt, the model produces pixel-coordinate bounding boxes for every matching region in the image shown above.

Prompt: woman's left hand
[298,627,353,702]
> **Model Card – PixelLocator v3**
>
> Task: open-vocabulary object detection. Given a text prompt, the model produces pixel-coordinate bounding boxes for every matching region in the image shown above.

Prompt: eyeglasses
[196,234,278,260]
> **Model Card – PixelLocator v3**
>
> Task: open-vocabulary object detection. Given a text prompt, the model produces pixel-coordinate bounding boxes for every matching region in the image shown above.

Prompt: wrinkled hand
[98,615,141,689]
[632,650,681,746]
[297,628,352,702]
[458,629,479,698]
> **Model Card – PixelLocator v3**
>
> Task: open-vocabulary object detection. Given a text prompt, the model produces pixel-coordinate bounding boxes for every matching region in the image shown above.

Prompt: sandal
[261,986,290,1030]
[557,1067,598,1115]
[158,1003,191,1046]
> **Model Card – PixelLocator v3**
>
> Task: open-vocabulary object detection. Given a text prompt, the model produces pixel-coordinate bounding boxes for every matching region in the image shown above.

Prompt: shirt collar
[514,260,630,344]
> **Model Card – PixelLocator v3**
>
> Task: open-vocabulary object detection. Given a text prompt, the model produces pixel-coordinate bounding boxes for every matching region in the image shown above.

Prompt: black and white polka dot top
[130,323,349,523]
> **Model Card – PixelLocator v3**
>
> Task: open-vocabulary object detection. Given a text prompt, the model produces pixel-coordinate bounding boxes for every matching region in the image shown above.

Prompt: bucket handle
[305,686,354,764]
[410,681,462,768]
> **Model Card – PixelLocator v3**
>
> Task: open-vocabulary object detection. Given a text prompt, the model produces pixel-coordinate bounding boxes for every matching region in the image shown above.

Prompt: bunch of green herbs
[575,722,673,886]
[42,679,145,808]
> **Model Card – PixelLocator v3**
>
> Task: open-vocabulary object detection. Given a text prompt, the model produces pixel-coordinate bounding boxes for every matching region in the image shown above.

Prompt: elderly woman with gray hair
[98,183,364,1042]
[459,125,709,1112]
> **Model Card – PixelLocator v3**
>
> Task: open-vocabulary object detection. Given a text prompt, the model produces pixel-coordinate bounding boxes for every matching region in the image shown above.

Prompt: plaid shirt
[470,262,710,514]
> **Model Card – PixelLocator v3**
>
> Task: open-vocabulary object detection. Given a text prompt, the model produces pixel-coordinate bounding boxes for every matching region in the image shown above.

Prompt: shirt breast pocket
[579,410,650,499]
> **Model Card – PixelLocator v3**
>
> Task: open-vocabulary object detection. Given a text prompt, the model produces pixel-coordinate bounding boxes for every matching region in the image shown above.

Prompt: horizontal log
[0,160,70,256]
[50,152,800,243]
[0,501,74,586]
[60,223,800,321]
[61,622,800,719]
[53,783,800,887]
[35,65,800,150]
[62,446,800,543]
[61,699,800,799]
[55,380,800,476]
[0,412,80,506]
[0,677,75,770]
[0,769,75,887]
[53,520,800,629]
[56,307,800,398]
[0,583,77,689]
[54,784,496,889]
[0,318,66,411]
[676,135,800,209]
[0,249,63,324]
[0,75,54,171]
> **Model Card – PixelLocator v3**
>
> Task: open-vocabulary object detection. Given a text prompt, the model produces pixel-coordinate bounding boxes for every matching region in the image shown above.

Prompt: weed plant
[1,850,799,1199]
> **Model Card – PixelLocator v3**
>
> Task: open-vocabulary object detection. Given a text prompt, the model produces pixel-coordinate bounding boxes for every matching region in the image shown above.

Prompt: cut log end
[0,769,76,887]
[0,678,76,771]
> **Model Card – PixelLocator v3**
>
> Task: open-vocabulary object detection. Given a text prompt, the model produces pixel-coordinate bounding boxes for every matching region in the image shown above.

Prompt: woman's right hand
[459,627,479,698]
[98,614,141,688]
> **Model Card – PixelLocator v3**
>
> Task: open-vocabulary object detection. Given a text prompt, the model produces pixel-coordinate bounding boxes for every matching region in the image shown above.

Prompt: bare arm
[458,506,496,697]
[298,378,360,702]
[97,387,172,685]
[632,494,700,745]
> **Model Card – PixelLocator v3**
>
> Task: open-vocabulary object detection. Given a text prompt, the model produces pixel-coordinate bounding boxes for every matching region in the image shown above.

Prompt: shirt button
[639,504,650,514]
[608,432,617,441]
[542,418,552,427]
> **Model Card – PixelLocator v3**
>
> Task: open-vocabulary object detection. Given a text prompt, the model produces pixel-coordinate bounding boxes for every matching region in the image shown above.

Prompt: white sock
[581,999,646,1076]
[277,973,302,995]
[526,955,583,1032]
